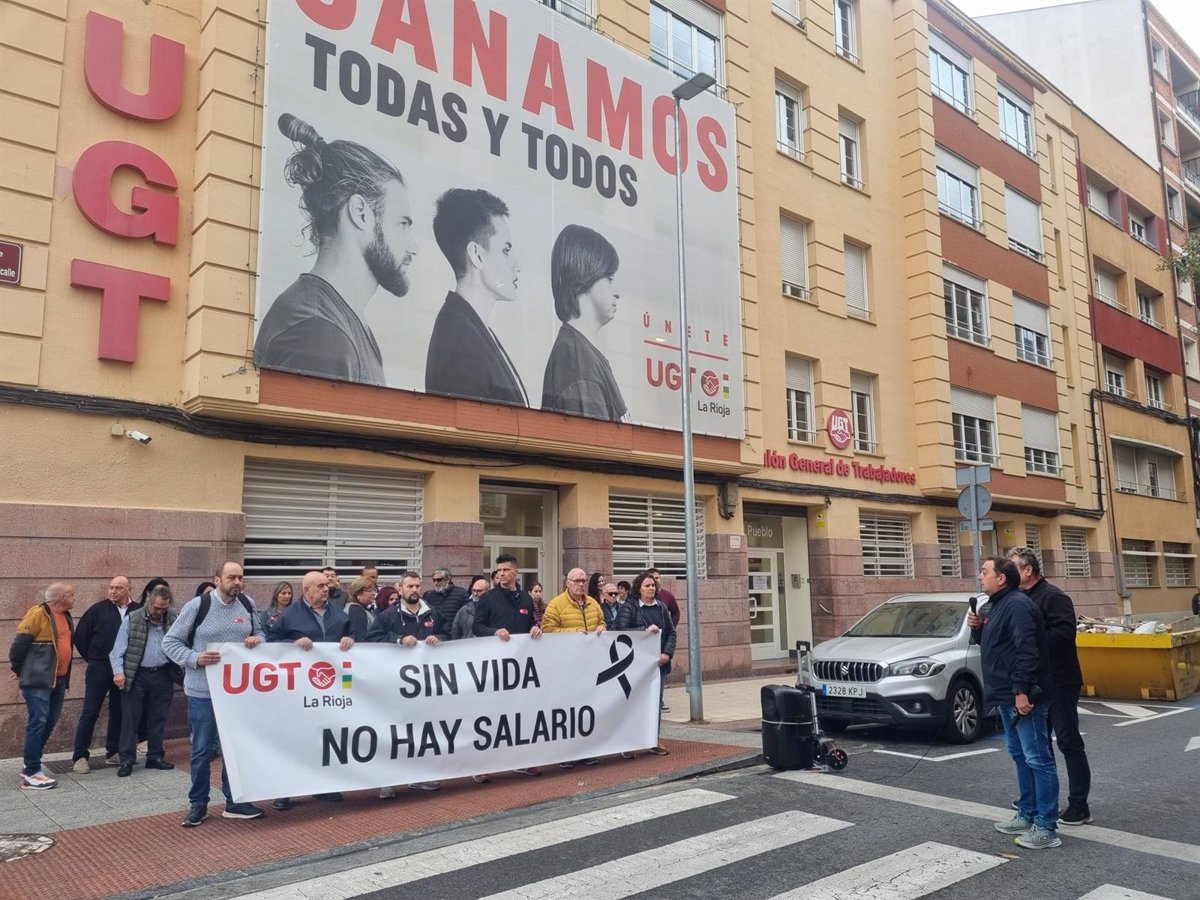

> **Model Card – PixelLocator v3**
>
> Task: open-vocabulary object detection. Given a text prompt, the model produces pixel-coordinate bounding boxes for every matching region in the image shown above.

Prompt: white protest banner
[207,632,662,802]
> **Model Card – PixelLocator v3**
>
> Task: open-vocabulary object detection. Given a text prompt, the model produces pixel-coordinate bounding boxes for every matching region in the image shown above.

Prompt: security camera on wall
[125,430,152,445]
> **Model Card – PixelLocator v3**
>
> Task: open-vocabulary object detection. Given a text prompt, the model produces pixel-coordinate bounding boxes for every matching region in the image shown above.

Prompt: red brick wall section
[259,372,743,465]
[941,218,1051,303]
[933,99,1041,200]
[989,470,1066,503]
[1091,298,1183,375]
[949,338,1059,408]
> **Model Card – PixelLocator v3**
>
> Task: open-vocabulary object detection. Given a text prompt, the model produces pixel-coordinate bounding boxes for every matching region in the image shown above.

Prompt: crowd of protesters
[8,555,680,827]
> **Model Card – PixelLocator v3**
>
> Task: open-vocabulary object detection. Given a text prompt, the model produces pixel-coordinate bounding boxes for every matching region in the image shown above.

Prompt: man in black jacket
[473,555,543,643]
[71,575,136,773]
[1008,546,1092,826]
[422,568,469,639]
[969,557,1060,850]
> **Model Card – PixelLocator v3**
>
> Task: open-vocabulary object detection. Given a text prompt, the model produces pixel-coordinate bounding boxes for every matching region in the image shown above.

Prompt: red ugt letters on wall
[70,12,183,363]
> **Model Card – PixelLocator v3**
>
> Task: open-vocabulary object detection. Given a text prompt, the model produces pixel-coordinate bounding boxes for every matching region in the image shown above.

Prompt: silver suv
[797,593,985,743]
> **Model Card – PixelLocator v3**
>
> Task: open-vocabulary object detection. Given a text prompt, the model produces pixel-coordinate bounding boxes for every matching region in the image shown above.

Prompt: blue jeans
[187,696,232,808]
[998,704,1060,831]
[22,683,67,776]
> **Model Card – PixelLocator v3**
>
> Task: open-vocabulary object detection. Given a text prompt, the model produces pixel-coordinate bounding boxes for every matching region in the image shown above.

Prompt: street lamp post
[670,71,715,723]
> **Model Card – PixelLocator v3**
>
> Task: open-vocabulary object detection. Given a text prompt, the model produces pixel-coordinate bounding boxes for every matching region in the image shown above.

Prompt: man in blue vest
[110,585,177,776]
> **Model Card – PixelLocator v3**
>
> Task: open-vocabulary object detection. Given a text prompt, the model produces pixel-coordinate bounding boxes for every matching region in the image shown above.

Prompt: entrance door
[748,550,782,660]
[480,486,557,591]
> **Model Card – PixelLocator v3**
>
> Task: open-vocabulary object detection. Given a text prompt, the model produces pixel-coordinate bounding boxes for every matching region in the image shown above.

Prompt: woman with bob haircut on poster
[541,224,630,422]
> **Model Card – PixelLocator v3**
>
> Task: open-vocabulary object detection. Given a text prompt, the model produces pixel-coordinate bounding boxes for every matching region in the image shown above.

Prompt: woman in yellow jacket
[540,568,607,634]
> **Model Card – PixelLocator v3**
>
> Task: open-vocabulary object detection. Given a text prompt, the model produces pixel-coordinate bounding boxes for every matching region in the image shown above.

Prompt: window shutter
[1095,269,1117,301]
[850,371,871,396]
[845,243,867,313]
[937,517,962,578]
[1114,443,1137,487]
[1021,406,1058,453]
[609,492,707,579]
[1013,295,1048,332]
[951,387,994,421]
[860,513,914,578]
[936,147,978,187]
[943,265,986,296]
[1086,181,1108,210]
[786,357,812,393]
[654,0,721,38]
[929,30,971,72]
[1062,528,1091,577]
[1006,187,1042,253]
[242,460,423,580]
[780,217,808,288]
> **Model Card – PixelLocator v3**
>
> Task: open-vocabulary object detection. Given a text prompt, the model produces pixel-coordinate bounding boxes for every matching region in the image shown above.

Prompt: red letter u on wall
[84,11,184,122]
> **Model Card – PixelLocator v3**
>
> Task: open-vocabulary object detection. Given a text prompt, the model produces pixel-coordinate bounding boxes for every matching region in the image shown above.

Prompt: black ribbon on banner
[596,634,634,699]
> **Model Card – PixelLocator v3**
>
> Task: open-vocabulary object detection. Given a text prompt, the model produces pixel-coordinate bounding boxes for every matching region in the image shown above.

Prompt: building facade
[8,0,1182,756]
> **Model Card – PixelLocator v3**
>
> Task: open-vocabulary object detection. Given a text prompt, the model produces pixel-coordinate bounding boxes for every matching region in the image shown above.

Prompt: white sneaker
[72,758,92,775]
[379,786,396,799]
[21,772,57,790]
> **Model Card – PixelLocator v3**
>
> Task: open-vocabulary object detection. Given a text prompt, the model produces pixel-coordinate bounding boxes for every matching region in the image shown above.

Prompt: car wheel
[941,677,982,744]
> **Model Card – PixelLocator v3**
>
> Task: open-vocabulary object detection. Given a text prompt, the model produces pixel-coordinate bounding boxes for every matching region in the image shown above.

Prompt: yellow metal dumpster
[1077,629,1200,701]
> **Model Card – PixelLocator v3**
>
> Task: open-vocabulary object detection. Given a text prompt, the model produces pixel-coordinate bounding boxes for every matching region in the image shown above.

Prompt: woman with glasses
[345,576,379,642]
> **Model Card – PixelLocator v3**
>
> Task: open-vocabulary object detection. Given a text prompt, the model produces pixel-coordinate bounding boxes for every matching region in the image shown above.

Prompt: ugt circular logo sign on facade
[827,409,854,449]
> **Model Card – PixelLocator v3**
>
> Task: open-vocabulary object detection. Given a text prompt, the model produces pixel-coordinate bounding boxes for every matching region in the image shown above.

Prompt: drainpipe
[1092,390,1131,616]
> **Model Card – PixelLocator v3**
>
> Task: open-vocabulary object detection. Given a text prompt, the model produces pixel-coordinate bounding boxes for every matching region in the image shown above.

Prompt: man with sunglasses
[422,567,468,640]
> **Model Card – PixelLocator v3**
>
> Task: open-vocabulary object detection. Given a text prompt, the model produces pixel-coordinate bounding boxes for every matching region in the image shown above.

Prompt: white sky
[956,0,1200,56]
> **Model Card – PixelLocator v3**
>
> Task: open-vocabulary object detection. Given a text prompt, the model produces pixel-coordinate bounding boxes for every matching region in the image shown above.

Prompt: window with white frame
[1086,179,1117,222]
[1024,524,1042,557]
[851,371,876,452]
[998,83,1034,155]
[1122,539,1156,587]
[780,215,809,299]
[1006,186,1043,260]
[1168,187,1183,223]
[839,114,863,188]
[1114,441,1180,499]
[1179,271,1195,305]
[929,31,973,115]
[1094,266,1120,307]
[242,459,423,581]
[1164,542,1195,587]
[776,81,804,158]
[1022,405,1061,476]
[937,517,963,578]
[937,147,979,227]
[1129,213,1149,245]
[1160,111,1177,152]
[650,0,721,86]
[1062,527,1091,577]
[860,513,914,577]
[541,0,594,27]
[786,356,815,442]
[772,0,802,21]
[844,240,869,317]
[1014,295,1051,367]
[834,0,858,63]
[1184,336,1200,378]
[943,266,989,345]
[609,492,707,579]
[1146,370,1166,410]
[1152,41,1166,75]
[1137,290,1161,328]
[1104,354,1129,397]
[951,387,997,464]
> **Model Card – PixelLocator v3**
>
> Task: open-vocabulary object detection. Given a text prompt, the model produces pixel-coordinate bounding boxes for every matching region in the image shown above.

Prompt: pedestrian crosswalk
[223,782,1184,900]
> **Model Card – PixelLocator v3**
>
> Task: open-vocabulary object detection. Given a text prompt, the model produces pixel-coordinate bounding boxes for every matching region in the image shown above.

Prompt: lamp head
[671,72,716,101]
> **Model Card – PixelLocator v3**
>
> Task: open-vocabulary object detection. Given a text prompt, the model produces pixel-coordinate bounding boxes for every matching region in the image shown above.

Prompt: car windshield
[844,601,966,638]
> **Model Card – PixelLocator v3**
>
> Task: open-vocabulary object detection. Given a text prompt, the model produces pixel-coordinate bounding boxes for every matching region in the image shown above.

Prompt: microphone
[969,596,978,615]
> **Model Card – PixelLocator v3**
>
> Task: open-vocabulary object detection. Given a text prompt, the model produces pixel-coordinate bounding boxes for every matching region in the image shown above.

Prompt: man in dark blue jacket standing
[1008,547,1092,826]
[268,570,353,809]
[969,557,1060,850]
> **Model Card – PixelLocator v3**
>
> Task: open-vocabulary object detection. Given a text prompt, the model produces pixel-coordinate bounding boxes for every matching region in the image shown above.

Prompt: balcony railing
[1176,91,1200,136]
[1183,159,1200,193]
[1116,480,1185,500]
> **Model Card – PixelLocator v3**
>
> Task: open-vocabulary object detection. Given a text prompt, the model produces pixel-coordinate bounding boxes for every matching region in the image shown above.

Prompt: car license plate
[821,683,866,698]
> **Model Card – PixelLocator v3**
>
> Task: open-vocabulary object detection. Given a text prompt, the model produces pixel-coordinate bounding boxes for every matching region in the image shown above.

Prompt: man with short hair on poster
[541,224,629,422]
[425,188,529,407]
[254,114,417,386]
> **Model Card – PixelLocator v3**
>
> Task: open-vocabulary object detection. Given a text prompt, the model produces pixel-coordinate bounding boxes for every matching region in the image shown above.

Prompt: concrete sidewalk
[0,675,776,900]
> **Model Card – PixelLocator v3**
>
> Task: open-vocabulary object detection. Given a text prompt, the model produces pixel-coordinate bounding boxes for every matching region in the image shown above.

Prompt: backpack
[186,591,257,648]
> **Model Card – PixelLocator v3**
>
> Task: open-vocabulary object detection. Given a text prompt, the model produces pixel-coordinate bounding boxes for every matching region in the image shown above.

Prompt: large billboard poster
[255,0,743,439]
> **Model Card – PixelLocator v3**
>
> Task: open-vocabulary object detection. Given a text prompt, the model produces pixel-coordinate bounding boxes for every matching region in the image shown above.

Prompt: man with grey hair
[10,583,76,790]
[422,567,468,639]
[1007,546,1091,826]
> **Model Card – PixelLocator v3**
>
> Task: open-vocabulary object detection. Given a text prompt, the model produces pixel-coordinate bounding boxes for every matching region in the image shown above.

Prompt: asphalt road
[144,696,1199,900]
